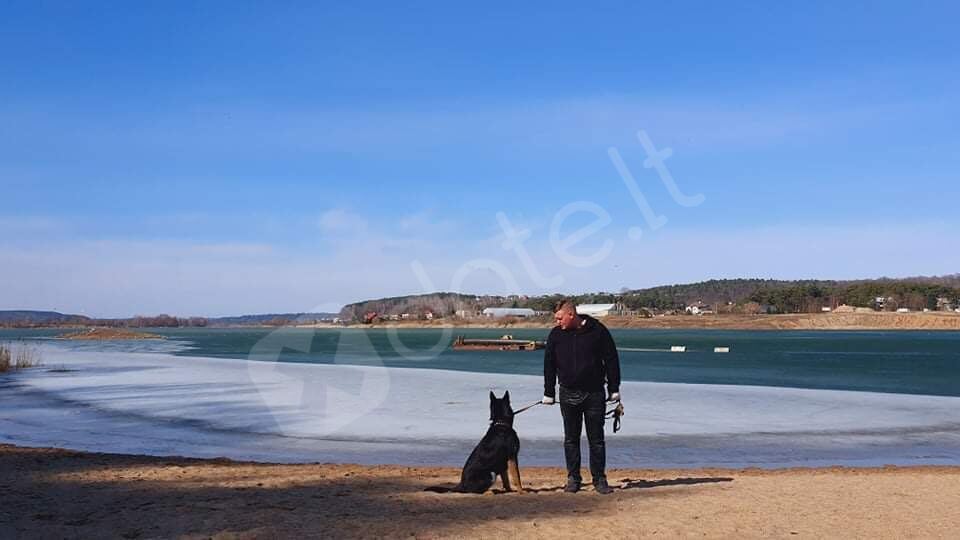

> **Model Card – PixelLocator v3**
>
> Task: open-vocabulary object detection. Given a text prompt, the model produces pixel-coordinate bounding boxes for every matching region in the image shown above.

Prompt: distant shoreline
[304,311,960,331]
[6,311,960,332]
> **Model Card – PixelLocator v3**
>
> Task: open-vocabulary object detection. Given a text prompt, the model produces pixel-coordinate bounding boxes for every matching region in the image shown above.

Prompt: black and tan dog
[426,391,523,494]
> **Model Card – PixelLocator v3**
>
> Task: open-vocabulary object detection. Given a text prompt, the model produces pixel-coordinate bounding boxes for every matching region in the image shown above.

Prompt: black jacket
[543,315,621,398]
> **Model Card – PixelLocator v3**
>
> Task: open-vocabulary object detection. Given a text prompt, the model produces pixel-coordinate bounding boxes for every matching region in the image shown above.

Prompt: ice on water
[3,342,960,468]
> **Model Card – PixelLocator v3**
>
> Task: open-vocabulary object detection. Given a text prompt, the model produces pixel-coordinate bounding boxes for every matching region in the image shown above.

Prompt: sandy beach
[3,444,959,539]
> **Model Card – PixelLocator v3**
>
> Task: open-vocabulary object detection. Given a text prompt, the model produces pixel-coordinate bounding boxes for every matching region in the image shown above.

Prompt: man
[542,299,621,494]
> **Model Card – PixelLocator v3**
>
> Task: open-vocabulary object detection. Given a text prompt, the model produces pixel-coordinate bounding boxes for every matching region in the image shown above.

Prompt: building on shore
[576,303,620,317]
[481,307,537,318]
[684,301,715,316]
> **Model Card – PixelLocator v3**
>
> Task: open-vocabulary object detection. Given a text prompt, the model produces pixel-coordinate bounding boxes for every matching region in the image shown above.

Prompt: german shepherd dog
[425,391,524,494]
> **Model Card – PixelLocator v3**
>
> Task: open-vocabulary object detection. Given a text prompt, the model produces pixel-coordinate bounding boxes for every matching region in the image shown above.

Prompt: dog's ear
[503,390,511,403]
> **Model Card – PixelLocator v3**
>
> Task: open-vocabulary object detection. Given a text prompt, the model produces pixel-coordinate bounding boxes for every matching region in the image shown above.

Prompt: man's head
[553,299,581,330]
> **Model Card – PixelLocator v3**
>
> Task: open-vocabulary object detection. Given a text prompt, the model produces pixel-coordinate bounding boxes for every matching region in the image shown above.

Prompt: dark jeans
[559,387,606,483]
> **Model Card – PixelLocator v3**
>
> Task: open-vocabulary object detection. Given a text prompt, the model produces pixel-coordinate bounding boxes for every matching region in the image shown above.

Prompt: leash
[605,399,624,433]
[513,398,623,433]
[512,400,542,415]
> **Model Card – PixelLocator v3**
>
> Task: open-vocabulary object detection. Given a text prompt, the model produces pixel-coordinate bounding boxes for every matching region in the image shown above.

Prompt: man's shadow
[618,476,734,490]
[522,476,733,494]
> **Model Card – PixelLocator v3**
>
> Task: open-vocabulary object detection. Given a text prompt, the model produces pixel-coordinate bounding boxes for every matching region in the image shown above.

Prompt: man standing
[542,299,621,494]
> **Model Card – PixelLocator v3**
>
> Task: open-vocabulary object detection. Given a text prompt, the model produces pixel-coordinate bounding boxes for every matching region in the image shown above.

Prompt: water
[6,327,960,397]
[4,327,960,467]
[5,344,960,468]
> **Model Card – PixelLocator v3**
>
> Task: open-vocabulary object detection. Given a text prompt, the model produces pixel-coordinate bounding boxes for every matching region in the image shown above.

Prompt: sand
[57,328,165,340]
[3,444,959,539]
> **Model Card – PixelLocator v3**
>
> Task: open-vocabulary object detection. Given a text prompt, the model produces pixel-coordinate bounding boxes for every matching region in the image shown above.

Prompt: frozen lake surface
[3,343,960,468]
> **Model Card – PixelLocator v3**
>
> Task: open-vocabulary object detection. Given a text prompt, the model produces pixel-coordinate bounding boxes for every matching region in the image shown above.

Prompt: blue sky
[2,1,959,317]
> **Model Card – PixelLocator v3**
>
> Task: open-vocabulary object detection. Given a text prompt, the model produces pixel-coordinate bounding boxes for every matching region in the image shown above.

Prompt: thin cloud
[0,215,65,233]
[1,220,957,317]
[317,208,368,234]
[6,79,949,161]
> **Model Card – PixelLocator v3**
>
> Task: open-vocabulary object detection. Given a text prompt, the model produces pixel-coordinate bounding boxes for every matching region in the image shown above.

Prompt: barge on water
[452,335,546,351]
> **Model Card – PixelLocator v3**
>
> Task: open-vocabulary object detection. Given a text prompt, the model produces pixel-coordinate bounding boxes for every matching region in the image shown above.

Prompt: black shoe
[564,478,581,493]
[593,477,614,495]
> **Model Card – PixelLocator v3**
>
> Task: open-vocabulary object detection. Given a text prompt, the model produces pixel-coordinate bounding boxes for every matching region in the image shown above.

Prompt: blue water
[5,327,960,397]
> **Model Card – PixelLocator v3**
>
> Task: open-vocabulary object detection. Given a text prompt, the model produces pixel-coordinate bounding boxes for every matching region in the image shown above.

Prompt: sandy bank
[3,444,959,538]
[57,328,165,340]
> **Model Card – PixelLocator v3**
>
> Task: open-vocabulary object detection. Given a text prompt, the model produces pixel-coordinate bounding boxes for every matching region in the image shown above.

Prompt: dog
[425,391,524,494]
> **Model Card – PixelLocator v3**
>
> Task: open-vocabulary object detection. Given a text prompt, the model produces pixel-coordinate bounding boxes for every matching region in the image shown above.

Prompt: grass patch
[0,342,43,373]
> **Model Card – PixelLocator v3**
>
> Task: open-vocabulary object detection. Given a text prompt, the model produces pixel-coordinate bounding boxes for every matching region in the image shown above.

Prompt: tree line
[341,278,960,319]
[748,282,960,313]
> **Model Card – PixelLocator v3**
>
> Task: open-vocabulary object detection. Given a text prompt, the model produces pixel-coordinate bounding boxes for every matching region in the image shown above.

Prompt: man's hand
[608,392,621,402]
[541,395,555,405]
